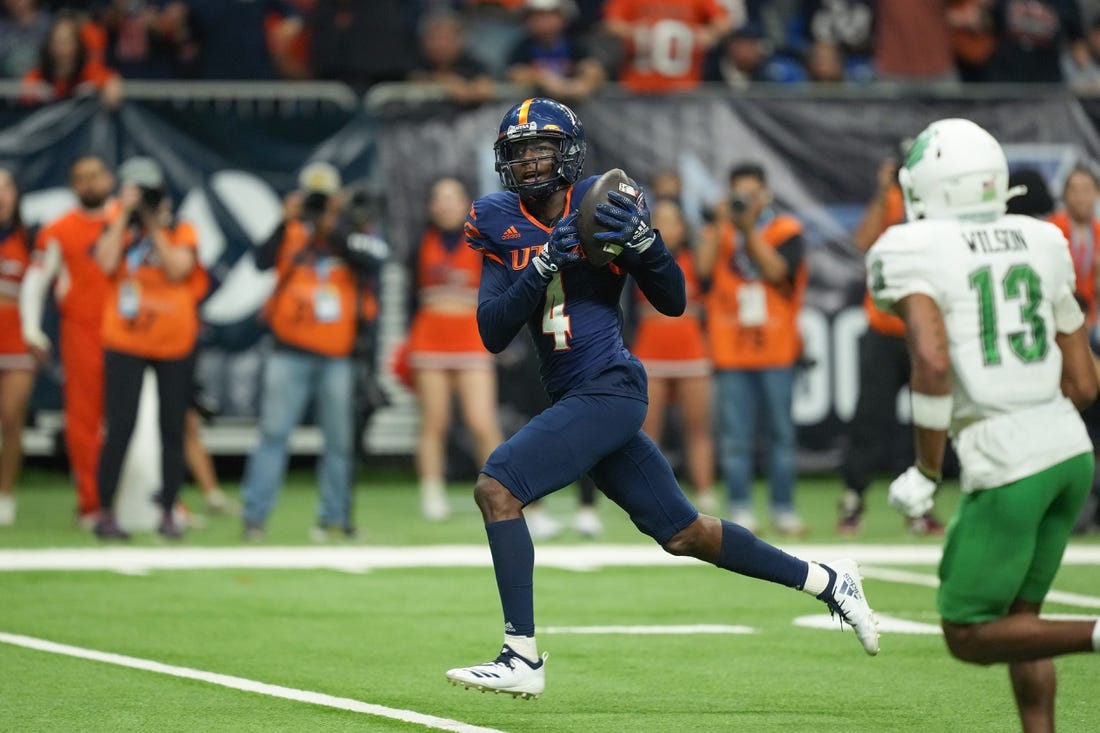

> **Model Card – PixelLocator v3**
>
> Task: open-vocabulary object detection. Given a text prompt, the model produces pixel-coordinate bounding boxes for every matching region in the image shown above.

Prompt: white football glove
[887,465,938,519]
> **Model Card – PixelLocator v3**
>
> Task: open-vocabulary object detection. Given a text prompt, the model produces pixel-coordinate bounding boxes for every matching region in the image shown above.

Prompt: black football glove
[533,212,583,279]
[593,190,656,254]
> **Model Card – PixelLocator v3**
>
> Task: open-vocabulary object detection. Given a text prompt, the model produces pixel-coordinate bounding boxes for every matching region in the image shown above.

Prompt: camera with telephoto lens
[729,191,752,215]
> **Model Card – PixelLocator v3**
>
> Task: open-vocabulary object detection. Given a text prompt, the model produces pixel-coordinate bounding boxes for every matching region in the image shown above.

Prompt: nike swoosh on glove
[887,466,938,519]
[533,211,583,279]
[593,190,656,254]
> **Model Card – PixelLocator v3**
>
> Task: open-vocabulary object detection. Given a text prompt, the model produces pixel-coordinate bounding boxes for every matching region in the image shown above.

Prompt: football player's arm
[475,256,548,354]
[1058,325,1097,409]
[621,232,686,317]
[895,293,951,478]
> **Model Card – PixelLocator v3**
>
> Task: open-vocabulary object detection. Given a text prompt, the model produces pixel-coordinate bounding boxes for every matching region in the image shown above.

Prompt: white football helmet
[898,118,1010,222]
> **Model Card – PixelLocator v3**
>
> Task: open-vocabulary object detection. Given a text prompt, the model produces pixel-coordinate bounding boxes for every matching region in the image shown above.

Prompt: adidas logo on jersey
[502,225,521,240]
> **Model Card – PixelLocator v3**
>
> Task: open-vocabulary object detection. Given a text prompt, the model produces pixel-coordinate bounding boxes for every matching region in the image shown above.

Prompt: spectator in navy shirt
[185,0,302,80]
[506,0,604,102]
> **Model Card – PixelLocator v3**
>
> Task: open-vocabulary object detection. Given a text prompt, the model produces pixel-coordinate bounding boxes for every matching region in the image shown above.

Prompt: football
[576,168,640,267]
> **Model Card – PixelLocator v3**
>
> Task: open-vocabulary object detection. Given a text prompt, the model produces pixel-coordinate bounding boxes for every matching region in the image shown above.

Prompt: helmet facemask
[495,132,585,201]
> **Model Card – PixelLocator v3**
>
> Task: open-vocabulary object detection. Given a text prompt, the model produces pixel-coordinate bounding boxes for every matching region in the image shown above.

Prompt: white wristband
[911,392,952,430]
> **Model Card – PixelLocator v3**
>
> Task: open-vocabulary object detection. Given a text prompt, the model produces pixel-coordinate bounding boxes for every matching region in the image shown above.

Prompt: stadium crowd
[3,0,1100,99]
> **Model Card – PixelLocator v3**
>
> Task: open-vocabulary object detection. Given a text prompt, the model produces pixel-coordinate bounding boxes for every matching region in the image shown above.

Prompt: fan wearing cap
[92,156,208,540]
[240,161,381,542]
[506,0,606,102]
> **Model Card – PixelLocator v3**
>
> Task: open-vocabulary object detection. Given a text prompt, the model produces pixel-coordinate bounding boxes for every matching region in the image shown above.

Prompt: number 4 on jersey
[543,272,572,350]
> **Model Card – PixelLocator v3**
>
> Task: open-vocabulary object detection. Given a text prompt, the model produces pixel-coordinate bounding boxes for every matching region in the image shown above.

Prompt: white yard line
[862,566,1100,609]
[0,632,504,733]
[1,543,1097,573]
[543,624,755,634]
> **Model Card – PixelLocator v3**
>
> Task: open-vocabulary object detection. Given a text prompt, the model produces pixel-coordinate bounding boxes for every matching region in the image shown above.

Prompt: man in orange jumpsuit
[20,155,119,527]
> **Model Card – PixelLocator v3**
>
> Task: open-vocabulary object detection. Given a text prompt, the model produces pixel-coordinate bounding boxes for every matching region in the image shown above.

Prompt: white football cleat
[446,645,548,698]
[572,506,603,538]
[818,559,880,656]
[0,494,14,526]
[525,505,563,541]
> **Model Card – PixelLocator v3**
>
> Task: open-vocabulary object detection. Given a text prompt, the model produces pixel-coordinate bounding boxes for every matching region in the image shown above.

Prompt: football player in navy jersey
[445,97,880,698]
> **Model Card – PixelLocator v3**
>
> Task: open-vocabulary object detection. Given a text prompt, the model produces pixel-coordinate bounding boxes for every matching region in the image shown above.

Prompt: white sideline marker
[543,624,755,635]
[0,632,505,733]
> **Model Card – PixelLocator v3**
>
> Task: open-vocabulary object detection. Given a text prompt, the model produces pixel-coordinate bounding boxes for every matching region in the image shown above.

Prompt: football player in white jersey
[870,118,1100,732]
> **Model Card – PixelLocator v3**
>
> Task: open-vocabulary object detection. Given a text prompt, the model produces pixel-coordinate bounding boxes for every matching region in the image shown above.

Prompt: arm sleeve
[476,256,548,354]
[19,231,61,341]
[866,227,938,315]
[255,221,286,271]
[617,232,686,317]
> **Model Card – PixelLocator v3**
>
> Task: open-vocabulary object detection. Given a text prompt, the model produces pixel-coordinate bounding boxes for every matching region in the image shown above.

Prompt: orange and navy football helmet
[494,97,586,200]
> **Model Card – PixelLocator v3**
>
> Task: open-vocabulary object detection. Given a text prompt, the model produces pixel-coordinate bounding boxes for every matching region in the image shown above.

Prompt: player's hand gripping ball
[577,168,654,266]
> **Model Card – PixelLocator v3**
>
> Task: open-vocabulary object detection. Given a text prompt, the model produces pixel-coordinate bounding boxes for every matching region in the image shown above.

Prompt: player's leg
[314,357,355,535]
[94,350,146,538]
[447,392,646,696]
[240,351,313,536]
[0,367,34,525]
[759,365,803,535]
[1004,600,1056,733]
[413,367,453,520]
[60,321,104,523]
[678,374,717,511]
[839,331,902,531]
[454,365,504,466]
[715,368,760,529]
[151,352,195,538]
[591,430,880,655]
[939,453,1098,665]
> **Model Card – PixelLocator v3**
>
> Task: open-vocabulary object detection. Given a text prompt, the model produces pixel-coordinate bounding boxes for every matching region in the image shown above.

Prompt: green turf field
[1,469,1098,732]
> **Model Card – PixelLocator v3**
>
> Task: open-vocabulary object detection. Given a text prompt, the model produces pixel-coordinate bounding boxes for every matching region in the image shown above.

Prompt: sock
[803,562,834,598]
[420,478,445,499]
[505,633,538,662]
[1092,619,1100,652]
[716,519,810,589]
[486,517,536,637]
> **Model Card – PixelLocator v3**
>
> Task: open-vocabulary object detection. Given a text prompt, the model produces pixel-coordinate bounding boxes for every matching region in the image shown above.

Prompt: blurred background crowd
[5,0,1100,103]
[3,0,1100,544]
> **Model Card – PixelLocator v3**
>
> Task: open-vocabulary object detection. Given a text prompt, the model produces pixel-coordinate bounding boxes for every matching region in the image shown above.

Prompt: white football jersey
[867,214,1091,491]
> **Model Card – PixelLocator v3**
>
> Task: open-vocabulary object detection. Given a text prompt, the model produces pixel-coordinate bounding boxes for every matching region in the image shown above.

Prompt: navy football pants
[482,388,698,544]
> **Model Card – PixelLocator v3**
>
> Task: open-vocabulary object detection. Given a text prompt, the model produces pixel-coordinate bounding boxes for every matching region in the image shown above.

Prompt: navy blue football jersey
[467,174,686,400]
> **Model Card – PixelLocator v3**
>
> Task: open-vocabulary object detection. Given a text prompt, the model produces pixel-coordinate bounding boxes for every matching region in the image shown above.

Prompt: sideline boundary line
[1,544,1098,573]
[0,632,505,733]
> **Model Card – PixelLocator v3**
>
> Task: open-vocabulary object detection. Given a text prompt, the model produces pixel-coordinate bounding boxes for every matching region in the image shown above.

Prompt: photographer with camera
[92,156,208,540]
[241,162,386,542]
[698,162,807,537]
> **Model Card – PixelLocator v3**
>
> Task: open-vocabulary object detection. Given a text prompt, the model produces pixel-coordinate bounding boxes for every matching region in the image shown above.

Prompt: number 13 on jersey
[543,272,572,350]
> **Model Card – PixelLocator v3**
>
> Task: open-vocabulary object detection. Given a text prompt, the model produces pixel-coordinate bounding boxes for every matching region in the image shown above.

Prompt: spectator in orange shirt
[0,169,35,526]
[92,157,207,540]
[1047,165,1100,327]
[698,162,807,536]
[20,11,122,106]
[20,154,119,528]
[408,177,503,521]
[603,0,731,93]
